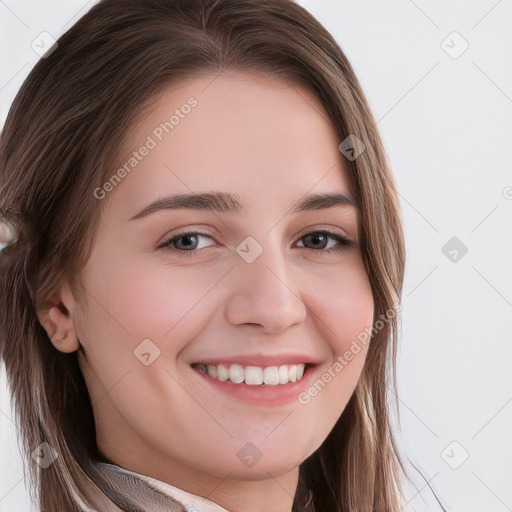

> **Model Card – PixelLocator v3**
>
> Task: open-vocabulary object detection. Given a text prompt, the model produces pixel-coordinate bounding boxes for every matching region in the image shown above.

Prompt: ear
[37,283,80,353]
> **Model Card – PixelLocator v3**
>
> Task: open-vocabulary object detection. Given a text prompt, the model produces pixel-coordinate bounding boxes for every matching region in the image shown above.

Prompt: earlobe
[37,287,80,354]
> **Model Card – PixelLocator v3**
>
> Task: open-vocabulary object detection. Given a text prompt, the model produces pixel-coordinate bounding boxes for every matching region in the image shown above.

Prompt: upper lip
[192,354,322,367]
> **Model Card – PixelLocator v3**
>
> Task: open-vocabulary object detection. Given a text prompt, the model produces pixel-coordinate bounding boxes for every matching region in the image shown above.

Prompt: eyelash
[156,229,353,257]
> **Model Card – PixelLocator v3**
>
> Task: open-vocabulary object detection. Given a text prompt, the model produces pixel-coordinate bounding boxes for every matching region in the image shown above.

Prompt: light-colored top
[94,462,231,512]
[88,461,314,512]
[112,463,231,512]
[88,458,446,511]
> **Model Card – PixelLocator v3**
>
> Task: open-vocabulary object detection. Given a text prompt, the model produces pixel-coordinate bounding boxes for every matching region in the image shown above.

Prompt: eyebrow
[129,191,356,220]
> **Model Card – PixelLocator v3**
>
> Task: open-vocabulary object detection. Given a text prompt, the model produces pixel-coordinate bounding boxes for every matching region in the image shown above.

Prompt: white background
[1,1,511,510]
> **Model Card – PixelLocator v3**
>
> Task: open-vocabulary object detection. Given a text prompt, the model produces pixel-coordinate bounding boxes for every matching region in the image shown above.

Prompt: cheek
[298,262,374,420]
[84,255,222,344]
[76,256,231,405]
[75,258,221,430]
[311,261,374,351]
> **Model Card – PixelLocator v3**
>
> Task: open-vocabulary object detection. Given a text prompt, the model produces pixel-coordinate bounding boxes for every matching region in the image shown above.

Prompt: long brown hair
[0,0,408,510]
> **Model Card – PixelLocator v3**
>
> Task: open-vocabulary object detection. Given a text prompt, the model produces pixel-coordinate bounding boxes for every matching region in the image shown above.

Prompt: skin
[38,72,374,512]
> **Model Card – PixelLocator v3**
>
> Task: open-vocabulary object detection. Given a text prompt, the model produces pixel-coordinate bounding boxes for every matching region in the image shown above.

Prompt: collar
[91,461,315,512]
[94,461,229,511]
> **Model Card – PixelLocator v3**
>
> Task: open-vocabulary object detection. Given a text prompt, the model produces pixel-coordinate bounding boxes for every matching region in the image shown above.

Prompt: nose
[224,238,307,333]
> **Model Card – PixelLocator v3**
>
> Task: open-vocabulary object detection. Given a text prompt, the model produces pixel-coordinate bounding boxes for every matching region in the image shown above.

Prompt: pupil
[178,235,196,249]
[310,234,325,248]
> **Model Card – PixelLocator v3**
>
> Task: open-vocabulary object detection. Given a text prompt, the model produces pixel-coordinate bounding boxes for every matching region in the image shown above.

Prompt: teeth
[228,363,244,384]
[197,363,307,386]
[206,365,217,379]
[216,364,228,381]
[279,365,288,384]
[245,366,263,385]
[262,366,279,385]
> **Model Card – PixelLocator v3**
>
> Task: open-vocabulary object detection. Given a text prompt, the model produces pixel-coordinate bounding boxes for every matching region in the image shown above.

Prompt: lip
[191,353,322,367]
[190,361,320,408]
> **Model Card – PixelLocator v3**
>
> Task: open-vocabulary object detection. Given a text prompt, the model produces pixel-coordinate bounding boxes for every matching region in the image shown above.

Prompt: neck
[98,436,300,512]
[201,470,299,512]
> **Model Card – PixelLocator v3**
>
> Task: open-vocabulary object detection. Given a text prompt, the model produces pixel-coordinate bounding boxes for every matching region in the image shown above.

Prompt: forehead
[105,71,353,218]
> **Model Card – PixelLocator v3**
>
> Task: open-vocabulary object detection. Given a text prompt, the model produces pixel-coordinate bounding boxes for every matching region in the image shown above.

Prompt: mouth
[191,362,313,386]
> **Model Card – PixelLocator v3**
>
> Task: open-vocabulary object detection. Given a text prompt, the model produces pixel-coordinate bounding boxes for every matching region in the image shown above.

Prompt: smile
[192,363,308,386]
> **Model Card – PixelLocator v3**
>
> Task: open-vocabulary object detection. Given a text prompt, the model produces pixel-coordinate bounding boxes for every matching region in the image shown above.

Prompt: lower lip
[191,364,318,407]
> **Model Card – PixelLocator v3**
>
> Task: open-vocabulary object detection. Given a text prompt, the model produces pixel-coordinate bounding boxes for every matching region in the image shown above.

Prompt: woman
[0,0,446,510]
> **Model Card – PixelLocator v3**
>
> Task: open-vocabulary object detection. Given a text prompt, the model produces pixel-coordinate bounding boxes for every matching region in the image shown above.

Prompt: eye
[157,228,352,257]
[156,231,215,255]
[296,230,352,254]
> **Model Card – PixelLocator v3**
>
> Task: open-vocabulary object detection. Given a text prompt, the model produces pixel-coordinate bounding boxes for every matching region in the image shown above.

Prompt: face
[62,72,374,493]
